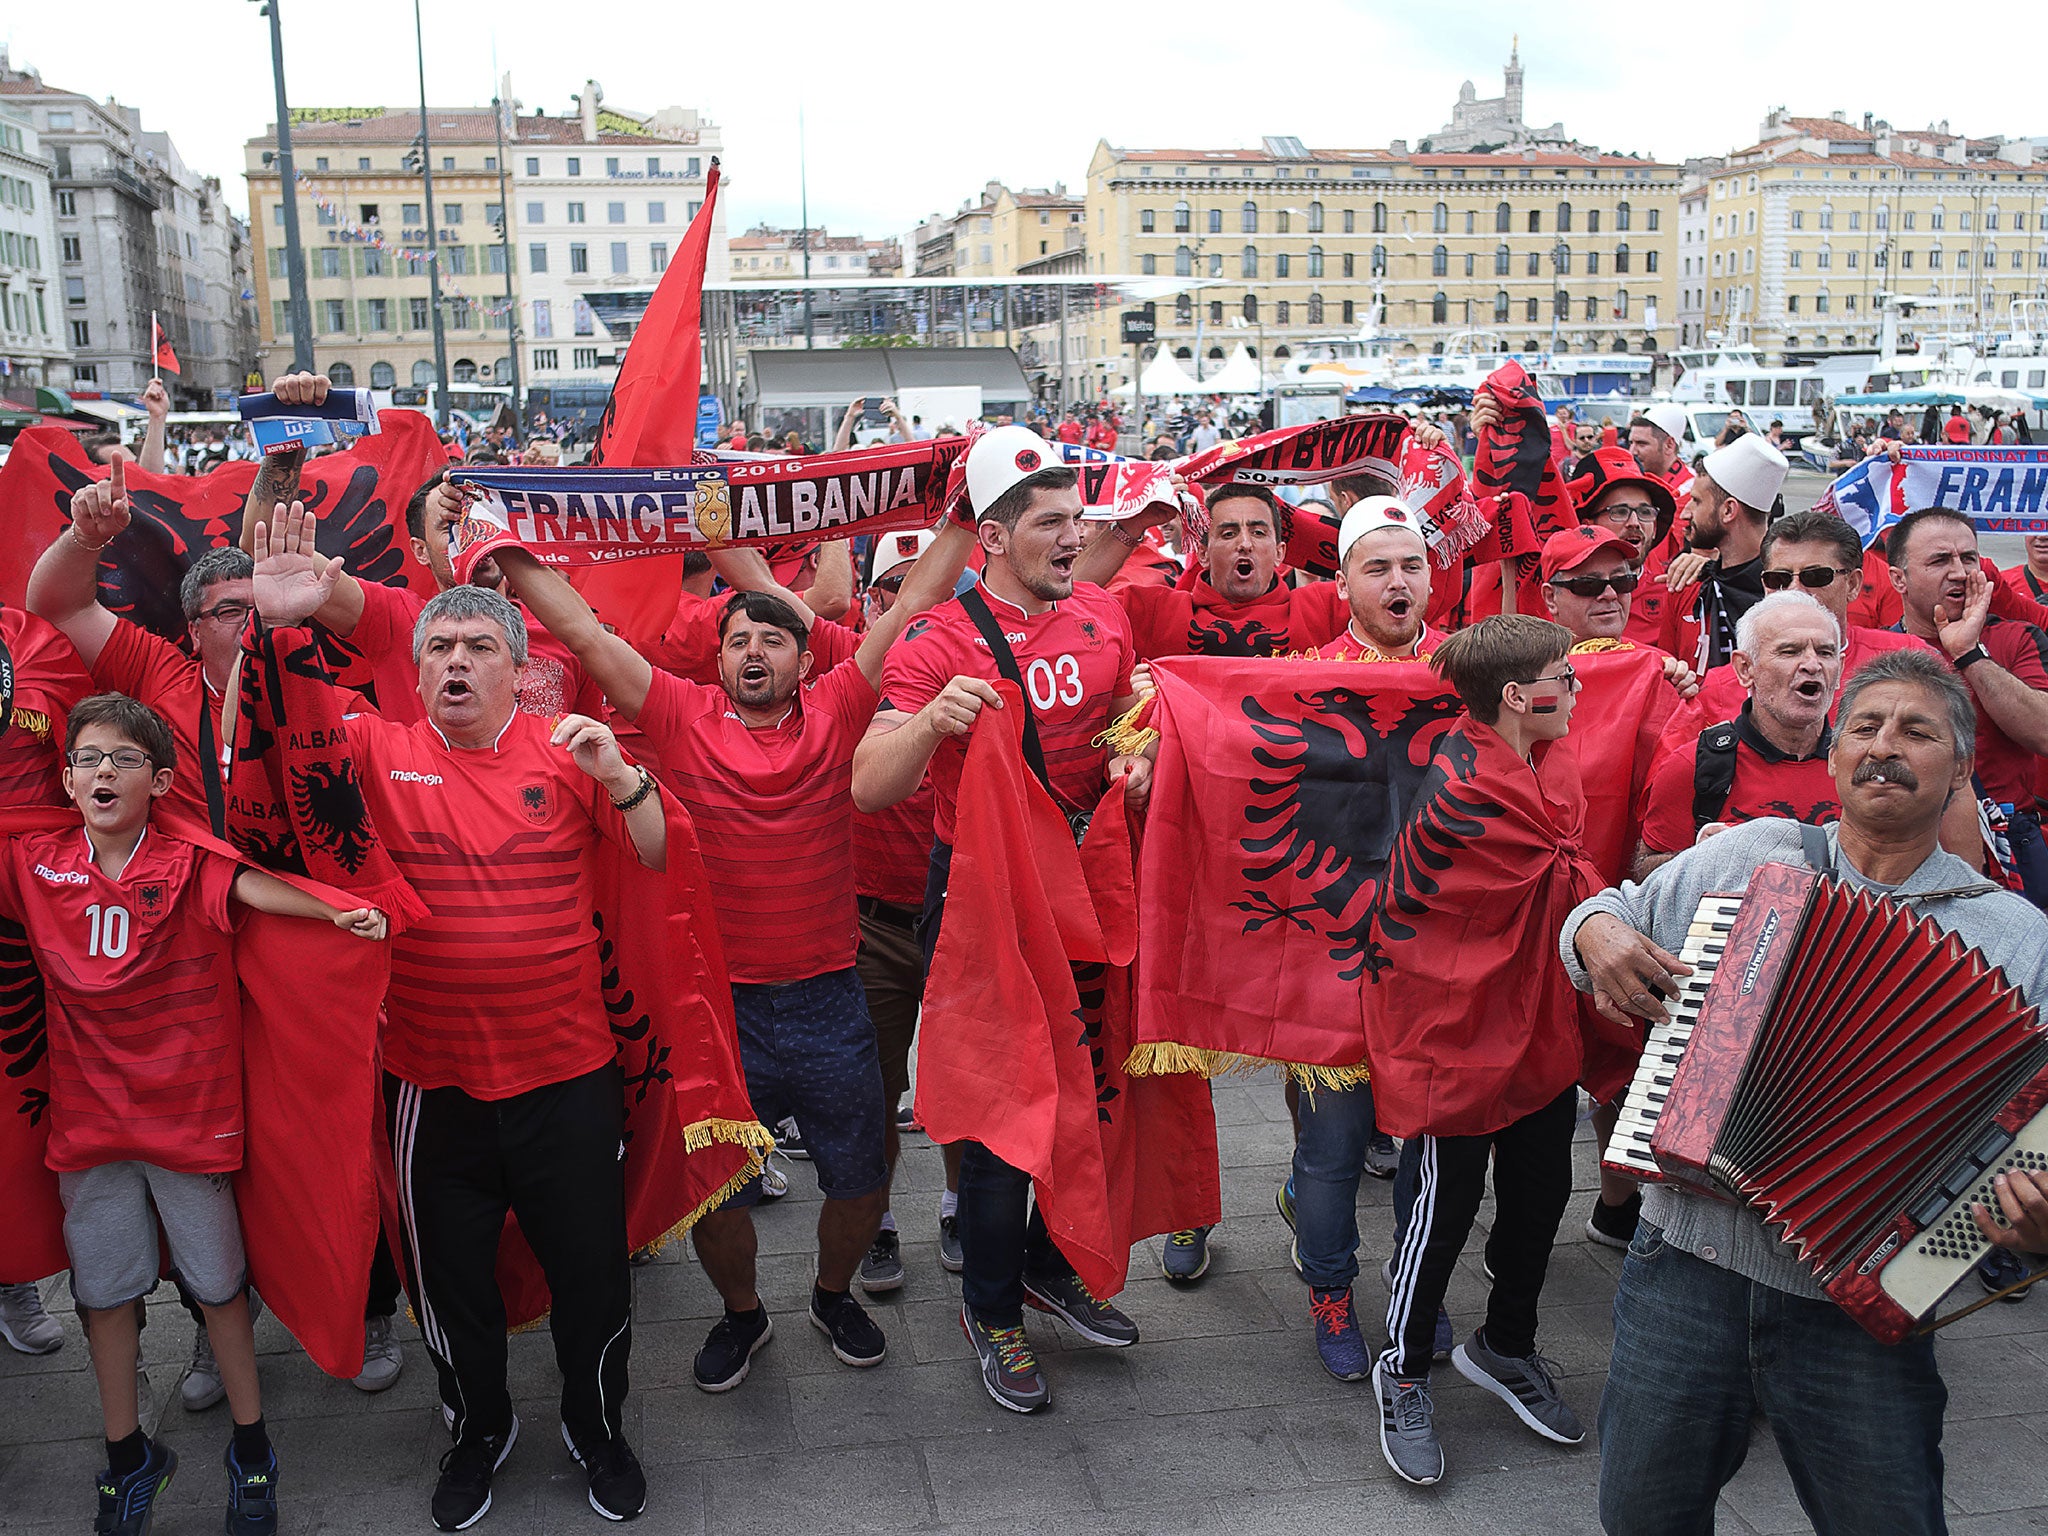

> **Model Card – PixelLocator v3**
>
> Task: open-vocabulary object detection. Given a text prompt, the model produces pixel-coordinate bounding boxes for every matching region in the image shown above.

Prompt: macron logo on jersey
[388,769,445,786]
[33,864,89,886]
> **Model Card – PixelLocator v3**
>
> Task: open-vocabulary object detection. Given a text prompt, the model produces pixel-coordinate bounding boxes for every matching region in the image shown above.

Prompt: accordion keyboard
[1603,895,1745,1180]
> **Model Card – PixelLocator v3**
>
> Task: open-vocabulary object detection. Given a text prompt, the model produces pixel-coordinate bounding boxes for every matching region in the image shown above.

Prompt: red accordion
[1604,862,2048,1343]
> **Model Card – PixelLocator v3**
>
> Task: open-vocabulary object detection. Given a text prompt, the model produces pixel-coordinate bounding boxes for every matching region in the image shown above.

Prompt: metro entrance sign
[1120,309,1156,346]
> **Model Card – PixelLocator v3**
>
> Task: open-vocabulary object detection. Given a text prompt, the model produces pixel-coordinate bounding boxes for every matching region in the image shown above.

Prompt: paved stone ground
[4,1071,2046,1535]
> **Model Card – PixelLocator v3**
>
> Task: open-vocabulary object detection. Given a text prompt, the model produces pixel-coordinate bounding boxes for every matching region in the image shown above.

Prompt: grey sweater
[1559,818,2048,1299]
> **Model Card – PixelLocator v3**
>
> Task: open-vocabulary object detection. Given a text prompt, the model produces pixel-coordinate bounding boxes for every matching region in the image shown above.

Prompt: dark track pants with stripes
[385,1062,630,1447]
[1380,1085,1577,1379]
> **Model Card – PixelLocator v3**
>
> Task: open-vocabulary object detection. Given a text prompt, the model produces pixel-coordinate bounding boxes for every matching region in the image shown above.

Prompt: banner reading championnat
[1813,444,2048,546]
[447,437,968,565]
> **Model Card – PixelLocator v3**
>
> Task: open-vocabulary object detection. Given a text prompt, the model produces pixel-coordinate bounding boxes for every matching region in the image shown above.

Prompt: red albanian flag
[153,316,181,376]
[1469,359,1579,613]
[915,682,1218,1299]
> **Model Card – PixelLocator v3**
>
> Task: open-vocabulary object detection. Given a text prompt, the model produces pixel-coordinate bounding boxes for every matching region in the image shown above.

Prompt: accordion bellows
[1605,862,2048,1342]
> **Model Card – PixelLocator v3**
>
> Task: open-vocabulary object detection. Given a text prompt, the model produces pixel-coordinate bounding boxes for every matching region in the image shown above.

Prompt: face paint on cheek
[1529,700,1561,714]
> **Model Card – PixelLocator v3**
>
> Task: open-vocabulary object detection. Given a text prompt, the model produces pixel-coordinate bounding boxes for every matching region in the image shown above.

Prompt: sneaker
[1275,1178,1298,1232]
[773,1118,810,1161]
[1451,1330,1584,1444]
[1307,1286,1370,1381]
[1372,1359,1444,1486]
[692,1309,773,1392]
[222,1438,279,1535]
[937,1214,964,1274]
[181,1291,263,1412]
[895,1103,921,1135]
[431,1417,518,1532]
[1162,1226,1211,1284]
[627,1246,659,1267]
[93,1438,177,1536]
[352,1314,404,1393]
[1377,1259,1453,1362]
[808,1289,887,1367]
[1364,1133,1400,1180]
[959,1305,1049,1413]
[757,1150,792,1202]
[1021,1271,1139,1347]
[1585,1191,1642,1250]
[858,1230,906,1296]
[559,1423,646,1522]
[0,1281,63,1354]
[1979,1245,2038,1303]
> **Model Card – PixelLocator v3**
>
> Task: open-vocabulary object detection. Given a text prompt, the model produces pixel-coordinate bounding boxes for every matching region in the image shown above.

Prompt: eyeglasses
[66,747,153,772]
[1551,570,1641,598]
[1519,664,1580,691]
[192,600,253,626]
[1760,564,1845,592]
[1592,503,1659,527]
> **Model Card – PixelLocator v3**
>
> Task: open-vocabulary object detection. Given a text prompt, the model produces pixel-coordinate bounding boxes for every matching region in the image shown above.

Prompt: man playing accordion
[1563,647,2048,1536]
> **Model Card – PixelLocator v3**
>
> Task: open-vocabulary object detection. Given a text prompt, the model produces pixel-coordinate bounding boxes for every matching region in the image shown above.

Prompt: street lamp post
[411,0,451,434]
[255,0,313,370]
[491,88,521,424]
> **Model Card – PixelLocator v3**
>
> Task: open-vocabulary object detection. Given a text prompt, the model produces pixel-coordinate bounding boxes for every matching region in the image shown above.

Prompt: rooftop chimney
[1862,111,1873,131]
[578,81,601,144]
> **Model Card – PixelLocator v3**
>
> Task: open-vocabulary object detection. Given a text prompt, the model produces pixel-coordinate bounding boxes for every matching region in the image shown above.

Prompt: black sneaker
[858,1229,906,1295]
[895,1103,921,1135]
[559,1423,646,1522]
[692,1309,773,1392]
[1979,1245,2038,1303]
[94,1438,177,1536]
[1585,1190,1642,1250]
[808,1288,887,1367]
[1022,1270,1139,1347]
[432,1416,518,1532]
[959,1305,1049,1413]
[937,1214,964,1273]
[222,1438,279,1535]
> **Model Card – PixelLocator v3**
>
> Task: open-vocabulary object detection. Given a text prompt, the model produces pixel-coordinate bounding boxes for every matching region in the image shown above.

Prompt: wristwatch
[1954,643,1992,671]
[1107,523,1144,548]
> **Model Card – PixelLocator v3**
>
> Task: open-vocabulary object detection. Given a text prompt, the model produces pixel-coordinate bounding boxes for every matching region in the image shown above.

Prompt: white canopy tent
[1203,344,1264,395]
[1113,349,1205,398]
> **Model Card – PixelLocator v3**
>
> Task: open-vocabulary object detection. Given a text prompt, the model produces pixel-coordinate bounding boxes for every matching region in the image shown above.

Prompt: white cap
[965,425,1061,518]
[1637,402,1689,445]
[1701,433,1789,513]
[1337,495,1428,563]
[872,527,936,577]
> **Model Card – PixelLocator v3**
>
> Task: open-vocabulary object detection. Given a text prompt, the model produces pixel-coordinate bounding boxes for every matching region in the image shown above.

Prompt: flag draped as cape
[914,682,1218,1299]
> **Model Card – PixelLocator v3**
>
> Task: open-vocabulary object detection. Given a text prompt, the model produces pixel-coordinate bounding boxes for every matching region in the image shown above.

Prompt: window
[328,361,356,386]
[1140,253,1156,275]
[315,203,337,227]
[409,297,429,329]
[1616,289,1629,319]
[1207,208,1222,234]
[1308,293,1326,325]
[647,157,661,176]
[1557,201,1572,232]
[366,298,389,330]
[1585,294,1599,321]
[1526,297,1539,322]
[573,346,600,370]
[64,277,84,304]
[606,157,620,177]
[607,202,625,224]
[1241,244,1258,278]
[451,356,477,382]
[1241,200,1257,233]
[1615,243,1631,273]
[647,201,665,223]
[1243,294,1259,322]
[526,158,540,177]
[1877,208,1890,230]
[574,299,594,335]
[567,203,585,223]
[1276,253,1290,277]
[532,348,557,370]
[528,298,553,339]
[1587,209,1600,235]
[319,248,341,278]
[566,158,581,176]
[1307,201,1324,232]
[569,243,588,273]
[1492,201,1510,233]
[1173,200,1190,233]
[1494,244,1510,275]
[1816,291,1831,314]
[687,157,701,178]
[48,111,74,130]
[69,318,88,347]
[1432,202,1448,233]
[1342,252,1354,277]
[1788,293,1801,314]
[403,203,422,225]
[1140,209,1155,233]
[1174,245,1192,277]
[412,360,434,385]
[1371,243,1386,276]
[1526,252,1540,276]
[1175,293,1193,326]
[1792,210,1804,230]
[1308,244,1324,278]
[1343,208,1356,233]
[1553,243,1570,274]
[1209,300,1224,325]
[359,203,379,225]
[61,234,81,263]
[445,247,470,275]
[1645,250,1659,273]
[315,156,329,171]
[1931,209,1945,231]
[443,204,463,224]
[1431,244,1448,276]
[1277,210,1291,234]
[364,248,384,276]
[1929,248,1943,269]
[1432,291,1448,323]
[486,245,507,275]
[1616,201,1632,231]
[1586,250,1599,275]
[441,157,454,172]
[1464,210,1476,234]
[610,242,628,274]
[1646,209,1660,231]
[57,191,75,217]
[1554,288,1569,320]
[484,203,502,230]
[370,361,396,389]
[1373,202,1388,233]
[321,299,346,332]
[1528,210,1542,233]
[529,243,548,273]
[651,242,668,273]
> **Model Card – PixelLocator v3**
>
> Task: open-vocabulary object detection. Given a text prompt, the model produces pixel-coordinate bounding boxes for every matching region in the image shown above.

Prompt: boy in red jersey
[1,694,385,1536]
[854,426,1154,1414]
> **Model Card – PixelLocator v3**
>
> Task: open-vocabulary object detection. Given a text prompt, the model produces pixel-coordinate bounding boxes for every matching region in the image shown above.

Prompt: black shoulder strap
[1691,721,1740,829]
[957,585,1053,798]
[1799,820,1836,876]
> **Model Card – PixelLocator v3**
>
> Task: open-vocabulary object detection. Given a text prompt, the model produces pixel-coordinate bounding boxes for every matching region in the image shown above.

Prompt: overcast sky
[8,1,2048,241]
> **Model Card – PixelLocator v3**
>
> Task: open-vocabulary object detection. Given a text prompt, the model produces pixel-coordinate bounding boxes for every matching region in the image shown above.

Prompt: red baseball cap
[1541,525,1637,584]
[1566,445,1677,521]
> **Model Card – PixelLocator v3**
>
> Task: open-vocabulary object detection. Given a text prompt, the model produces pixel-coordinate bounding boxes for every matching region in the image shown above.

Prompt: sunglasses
[869,573,906,595]
[1551,570,1641,598]
[1760,564,1845,591]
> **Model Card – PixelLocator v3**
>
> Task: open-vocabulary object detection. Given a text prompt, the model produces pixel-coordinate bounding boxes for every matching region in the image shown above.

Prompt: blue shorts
[729,966,888,1205]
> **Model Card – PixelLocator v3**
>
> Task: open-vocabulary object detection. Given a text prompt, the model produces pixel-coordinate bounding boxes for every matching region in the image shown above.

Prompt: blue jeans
[956,1141,1076,1327]
[1598,1222,1947,1536]
[1289,1079,1385,1291]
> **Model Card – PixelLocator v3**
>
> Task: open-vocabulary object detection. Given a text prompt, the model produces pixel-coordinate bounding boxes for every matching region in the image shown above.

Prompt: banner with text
[1813,445,2048,546]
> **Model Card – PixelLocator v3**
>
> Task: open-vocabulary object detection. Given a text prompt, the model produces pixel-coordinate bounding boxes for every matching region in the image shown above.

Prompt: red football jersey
[636,661,877,983]
[345,581,602,724]
[0,607,92,810]
[638,589,859,687]
[879,583,1135,844]
[1311,623,1434,661]
[1119,575,1346,660]
[1620,544,1676,650]
[1962,617,2048,812]
[347,709,629,1098]
[1640,713,1841,855]
[853,782,935,907]
[0,826,240,1173]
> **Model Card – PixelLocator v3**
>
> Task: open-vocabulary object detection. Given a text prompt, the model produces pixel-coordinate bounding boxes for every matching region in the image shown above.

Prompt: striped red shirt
[638,589,859,686]
[637,661,877,983]
[878,583,1136,845]
[348,709,626,1098]
[0,826,241,1172]
[854,783,935,907]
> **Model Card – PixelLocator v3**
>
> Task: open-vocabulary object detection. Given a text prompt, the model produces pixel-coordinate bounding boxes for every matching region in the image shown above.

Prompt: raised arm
[238,372,331,555]
[708,545,820,628]
[490,545,656,719]
[805,538,854,622]
[850,522,975,689]
[138,380,169,476]
[27,459,125,669]
[1072,493,1182,588]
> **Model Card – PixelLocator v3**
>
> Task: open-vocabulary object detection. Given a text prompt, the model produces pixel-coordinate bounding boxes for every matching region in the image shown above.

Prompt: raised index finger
[109,456,126,503]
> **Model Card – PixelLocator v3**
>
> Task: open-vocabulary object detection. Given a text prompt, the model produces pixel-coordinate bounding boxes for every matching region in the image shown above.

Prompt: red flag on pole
[573,162,723,644]
[152,314,181,376]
